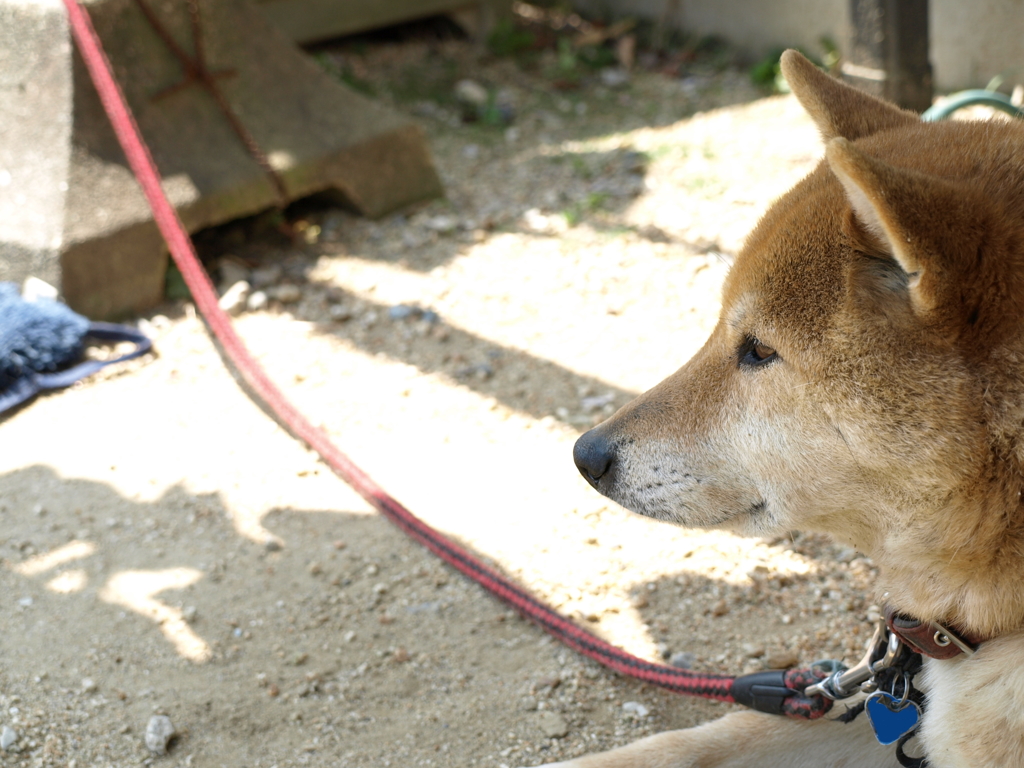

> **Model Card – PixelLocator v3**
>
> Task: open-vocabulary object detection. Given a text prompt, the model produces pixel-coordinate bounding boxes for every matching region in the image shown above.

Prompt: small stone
[711,599,729,617]
[246,290,268,311]
[742,643,766,658]
[522,208,550,232]
[680,76,702,96]
[1,725,17,751]
[17,597,32,608]
[765,651,800,669]
[630,594,648,609]
[581,393,615,413]
[519,696,538,711]
[622,701,649,718]
[218,280,250,316]
[402,229,426,248]
[621,150,648,175]
[535,710,569,738]
[454,79,489,107]
[300,223,321,244]
[534,676,560,691]
[343,630,356,643]
[388,304,419,320]
[599,67,630,88]
[269,284,301,304]
[669,651,696,669]
[22,276,59,302]
[218,258,249,288]
[264,538,283,552]
[456,363,491,380]
[81,678,98,693]
[250,264,283,288]
[182,606,198,623]
[144,715,175,755]
[423,215,459,234]
[328,304,352,322]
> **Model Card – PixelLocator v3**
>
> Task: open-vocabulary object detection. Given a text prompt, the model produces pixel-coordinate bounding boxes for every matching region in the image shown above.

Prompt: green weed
[488,18,536,57]
[313,52,375,96]
[561,191,610,226]
[165,263,191,301]
[751,39,838,93]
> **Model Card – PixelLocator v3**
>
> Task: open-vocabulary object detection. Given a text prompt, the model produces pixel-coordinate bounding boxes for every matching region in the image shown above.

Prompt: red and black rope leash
[63,0,831,720]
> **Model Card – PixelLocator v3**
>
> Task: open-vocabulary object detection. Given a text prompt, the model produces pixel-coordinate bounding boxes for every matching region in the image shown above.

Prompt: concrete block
[0,0,73,292]
[0,0,443,319]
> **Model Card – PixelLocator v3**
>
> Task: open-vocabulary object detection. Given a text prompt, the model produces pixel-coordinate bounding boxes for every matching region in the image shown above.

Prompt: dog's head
[575,51,1024,554]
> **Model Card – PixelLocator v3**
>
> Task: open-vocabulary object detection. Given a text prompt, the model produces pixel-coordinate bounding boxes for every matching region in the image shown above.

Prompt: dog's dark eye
[739,337,779,367]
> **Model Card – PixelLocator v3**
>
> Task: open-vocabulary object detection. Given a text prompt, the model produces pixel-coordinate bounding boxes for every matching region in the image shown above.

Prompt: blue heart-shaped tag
[866,691,921,745]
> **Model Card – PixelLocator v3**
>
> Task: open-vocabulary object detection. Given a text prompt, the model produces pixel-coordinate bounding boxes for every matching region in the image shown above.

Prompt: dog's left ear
[781,50,918,141]
[826,137,989,317]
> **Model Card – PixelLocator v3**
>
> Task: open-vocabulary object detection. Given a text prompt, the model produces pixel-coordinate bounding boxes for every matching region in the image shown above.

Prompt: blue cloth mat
[0,282,152,414]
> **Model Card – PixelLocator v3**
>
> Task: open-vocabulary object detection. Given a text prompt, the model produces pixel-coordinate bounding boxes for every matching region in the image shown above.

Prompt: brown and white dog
[539,51,1024,767]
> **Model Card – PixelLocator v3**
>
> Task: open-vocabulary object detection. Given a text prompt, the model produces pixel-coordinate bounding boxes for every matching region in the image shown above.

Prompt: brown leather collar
[884,605,986,660]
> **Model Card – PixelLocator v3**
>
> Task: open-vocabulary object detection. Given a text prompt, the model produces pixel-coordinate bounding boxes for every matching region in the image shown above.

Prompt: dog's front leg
[524,709,900,768]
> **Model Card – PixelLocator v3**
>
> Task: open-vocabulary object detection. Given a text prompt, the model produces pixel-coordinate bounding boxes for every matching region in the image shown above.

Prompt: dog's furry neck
[870,367,1024,639]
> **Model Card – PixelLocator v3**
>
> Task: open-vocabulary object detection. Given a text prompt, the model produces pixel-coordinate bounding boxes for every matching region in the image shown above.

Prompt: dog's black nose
[573,429,616,488]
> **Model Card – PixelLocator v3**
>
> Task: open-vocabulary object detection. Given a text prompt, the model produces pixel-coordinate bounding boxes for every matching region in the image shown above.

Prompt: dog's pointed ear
[825,137,985,317]
[780,50,918,141]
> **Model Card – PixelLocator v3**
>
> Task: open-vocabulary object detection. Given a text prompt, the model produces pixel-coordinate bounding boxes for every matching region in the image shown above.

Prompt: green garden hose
[921,89,1024,121]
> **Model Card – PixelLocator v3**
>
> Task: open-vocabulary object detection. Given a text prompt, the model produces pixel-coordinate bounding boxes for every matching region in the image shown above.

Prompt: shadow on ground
[1,463,742,766]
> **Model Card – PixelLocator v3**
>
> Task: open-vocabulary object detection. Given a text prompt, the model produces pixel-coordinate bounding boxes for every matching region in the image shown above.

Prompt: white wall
[932,0,1024,90]
[574,0,1024,92]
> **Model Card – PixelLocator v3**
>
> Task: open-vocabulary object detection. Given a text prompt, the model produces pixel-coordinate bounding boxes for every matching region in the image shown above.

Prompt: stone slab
[0,0,443,319]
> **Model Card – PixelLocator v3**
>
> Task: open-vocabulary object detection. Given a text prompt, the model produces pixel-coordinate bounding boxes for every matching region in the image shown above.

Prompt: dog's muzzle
[573,428,617,490]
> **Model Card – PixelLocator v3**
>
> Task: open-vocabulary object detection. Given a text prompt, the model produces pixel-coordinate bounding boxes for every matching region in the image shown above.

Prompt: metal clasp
[804,620,903,701]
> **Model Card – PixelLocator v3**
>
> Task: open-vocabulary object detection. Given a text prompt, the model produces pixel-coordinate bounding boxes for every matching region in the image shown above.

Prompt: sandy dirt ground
[0,24,885,768]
